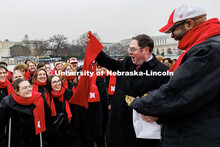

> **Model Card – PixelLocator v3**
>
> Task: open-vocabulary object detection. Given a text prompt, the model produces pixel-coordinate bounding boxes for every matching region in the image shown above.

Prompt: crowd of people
[0,3,220,147]
[0,57,115,147]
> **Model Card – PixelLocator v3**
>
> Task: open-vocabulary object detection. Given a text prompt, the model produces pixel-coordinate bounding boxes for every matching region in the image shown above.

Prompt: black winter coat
[43,89,82,147]
[0,87,9,101]
[95,52,169,147]
[131,35,220,147]
[80,77,104,146]
[0,94,51,147]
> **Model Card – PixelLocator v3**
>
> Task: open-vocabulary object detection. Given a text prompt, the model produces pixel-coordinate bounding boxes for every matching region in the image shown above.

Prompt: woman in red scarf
[32,69,48,94]
[0,65,14,101]
[0,78,51,147]
[43,75,82,147]
[59,63,76,90]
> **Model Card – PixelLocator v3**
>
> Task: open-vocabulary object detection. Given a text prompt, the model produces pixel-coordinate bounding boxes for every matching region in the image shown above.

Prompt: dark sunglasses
[170,20,187,33]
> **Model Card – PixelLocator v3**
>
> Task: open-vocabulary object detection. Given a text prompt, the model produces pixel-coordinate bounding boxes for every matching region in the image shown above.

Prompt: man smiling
[130,3,220,146]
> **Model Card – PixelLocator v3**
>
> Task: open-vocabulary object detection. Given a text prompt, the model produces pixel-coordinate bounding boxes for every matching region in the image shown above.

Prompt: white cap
[159,3,207,33]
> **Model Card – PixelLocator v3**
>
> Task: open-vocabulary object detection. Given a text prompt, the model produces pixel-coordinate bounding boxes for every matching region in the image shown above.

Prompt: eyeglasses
[64,68,72,71]
[128,47,142,53]
[20,85,33,91]
[170,20,187,33]
[52,80,61,84]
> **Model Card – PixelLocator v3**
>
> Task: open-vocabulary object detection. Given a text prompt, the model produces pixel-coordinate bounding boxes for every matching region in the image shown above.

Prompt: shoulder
[0,95,14,108]
[155,61,170,71]
[184,35,220,61]
[149,55,169,71]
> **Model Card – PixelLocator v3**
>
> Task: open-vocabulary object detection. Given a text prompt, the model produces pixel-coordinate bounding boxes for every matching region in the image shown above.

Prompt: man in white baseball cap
[69,57,78,70]
[159,3,207,34]
[130,3,220,146]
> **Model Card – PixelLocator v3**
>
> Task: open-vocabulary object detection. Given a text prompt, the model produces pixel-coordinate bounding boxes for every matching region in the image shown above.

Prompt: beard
[175,26,189,41]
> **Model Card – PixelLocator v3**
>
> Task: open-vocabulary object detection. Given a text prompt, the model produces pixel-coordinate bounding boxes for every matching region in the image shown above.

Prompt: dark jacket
[0,94,51,147]
[0,87,9,101]
[79,77,103,146]
[38,86,46,94]
[43,89,82,147]
[130,35,220,147]
[95,52,169,147]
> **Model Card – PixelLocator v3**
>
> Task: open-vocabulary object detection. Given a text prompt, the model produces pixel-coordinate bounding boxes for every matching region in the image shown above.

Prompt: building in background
[0,40,18,59]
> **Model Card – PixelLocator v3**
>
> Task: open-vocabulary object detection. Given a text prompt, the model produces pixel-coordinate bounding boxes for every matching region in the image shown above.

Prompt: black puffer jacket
[0,94,51,147]
[131,35,220,147]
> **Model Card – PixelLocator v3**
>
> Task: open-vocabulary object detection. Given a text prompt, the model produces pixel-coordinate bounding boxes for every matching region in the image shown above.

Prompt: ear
[15,90,20,96]
[184,19,195,31]
[143,47,150,53]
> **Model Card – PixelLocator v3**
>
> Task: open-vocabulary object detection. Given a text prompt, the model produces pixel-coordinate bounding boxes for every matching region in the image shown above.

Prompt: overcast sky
[0,0,219,43]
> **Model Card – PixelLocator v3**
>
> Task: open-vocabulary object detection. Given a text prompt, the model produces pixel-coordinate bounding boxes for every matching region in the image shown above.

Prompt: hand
[85,31,91,43]
[108,105,111,110]
[141,114,158,123]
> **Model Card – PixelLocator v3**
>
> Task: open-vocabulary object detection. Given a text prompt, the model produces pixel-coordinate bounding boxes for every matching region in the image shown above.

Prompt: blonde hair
[60,63,76,82]
[156,56,164,62]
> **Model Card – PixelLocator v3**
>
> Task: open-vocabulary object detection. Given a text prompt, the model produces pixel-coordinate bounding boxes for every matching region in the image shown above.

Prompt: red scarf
[0,79,14,95]
[6,71,12,79]
[99,72,108,78]
[63,80,68,89]
[108,75,116,95]
[25,70,35,78]
[88,84,100,102]
[32,80,47,92]
[24,74,30,80]
[92,73,97,85]
[51,68,55,75]
[169,18,220,72]
[12,91,46,135]
[65,75,75,81]
[68,31,103,108]
[97,72,116,95]
[44,87,72,122]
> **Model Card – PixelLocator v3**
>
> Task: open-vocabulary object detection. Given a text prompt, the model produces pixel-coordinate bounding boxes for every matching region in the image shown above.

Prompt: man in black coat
[86,34,169,146]
[130,3,220,147]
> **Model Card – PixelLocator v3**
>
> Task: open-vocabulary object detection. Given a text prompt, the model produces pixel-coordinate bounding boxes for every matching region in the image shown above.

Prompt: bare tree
[32,40,50,56]
[76,32,101,54]
[49,34,69,56]
[10,44,30,57]
[22,34,31,51]
[108,43,123,55]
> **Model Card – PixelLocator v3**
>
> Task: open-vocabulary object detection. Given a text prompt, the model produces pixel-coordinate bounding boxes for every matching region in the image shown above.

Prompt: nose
[129,50,133,55]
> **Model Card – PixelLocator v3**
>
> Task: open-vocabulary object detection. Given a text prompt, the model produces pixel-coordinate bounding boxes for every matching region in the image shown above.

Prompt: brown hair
[32,69,48,84]
[13,63,28,72]
[132,34,154,53]
[13,78,28,91]
[37,63,45,69]
[28,61,36,67]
